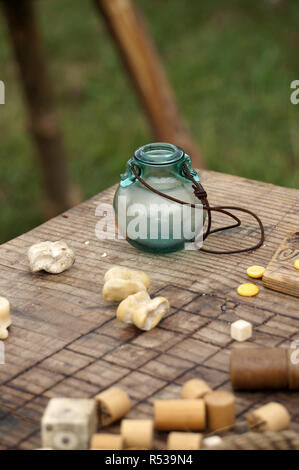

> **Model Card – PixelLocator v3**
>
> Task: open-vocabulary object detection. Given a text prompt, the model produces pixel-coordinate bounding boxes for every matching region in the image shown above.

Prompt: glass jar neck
[120,142,200,188]
[134,142,184,166]
[134,142,185,178]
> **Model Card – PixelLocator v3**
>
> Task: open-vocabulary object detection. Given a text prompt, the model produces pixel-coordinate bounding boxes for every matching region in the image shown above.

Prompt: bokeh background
[0,0,298,244]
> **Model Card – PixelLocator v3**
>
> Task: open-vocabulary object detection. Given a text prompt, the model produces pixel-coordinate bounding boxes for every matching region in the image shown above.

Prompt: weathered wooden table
[0,170,298,450]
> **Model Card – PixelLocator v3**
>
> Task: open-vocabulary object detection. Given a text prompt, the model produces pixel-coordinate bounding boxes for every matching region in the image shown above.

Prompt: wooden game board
[0,170,298,449]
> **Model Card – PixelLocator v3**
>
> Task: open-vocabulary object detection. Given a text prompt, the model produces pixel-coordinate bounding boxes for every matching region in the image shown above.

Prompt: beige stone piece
[117,291,169,330]
[104,266,150,289]
[103,278,147,302]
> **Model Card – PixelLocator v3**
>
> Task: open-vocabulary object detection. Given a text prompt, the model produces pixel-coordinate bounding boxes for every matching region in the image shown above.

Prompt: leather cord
[130,163,265,254]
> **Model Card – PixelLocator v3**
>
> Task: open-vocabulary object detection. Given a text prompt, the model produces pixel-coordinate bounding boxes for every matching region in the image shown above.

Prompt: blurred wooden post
[94,0,204,168]
[1,0,79,217]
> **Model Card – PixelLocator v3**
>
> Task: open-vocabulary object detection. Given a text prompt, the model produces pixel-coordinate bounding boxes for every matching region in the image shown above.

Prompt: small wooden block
[230,320,252,342]
[263,230,299,297]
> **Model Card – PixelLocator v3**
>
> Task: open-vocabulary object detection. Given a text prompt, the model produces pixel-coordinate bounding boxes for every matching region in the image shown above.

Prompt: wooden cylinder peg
[167,432,202,450]
[247,402,291,432]
[230,348,289,390]
[181,379,211,399]
[204,391,235,431]
[154,400,206,431]
[121,419,153,449]
[95,387,131,426]
[90,433,122,450]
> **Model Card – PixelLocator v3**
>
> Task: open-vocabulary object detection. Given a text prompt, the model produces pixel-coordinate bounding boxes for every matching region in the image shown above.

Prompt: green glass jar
[113,143,206,253]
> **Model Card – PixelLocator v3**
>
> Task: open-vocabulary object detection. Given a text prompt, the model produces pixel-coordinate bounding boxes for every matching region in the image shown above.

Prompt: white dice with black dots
[41,398,97,450]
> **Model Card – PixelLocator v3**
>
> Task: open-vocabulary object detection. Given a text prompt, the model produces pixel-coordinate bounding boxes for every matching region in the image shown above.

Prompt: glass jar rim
[134,142,184,165]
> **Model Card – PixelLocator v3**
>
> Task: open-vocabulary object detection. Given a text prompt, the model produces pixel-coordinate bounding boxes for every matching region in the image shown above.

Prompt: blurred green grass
[0,0,298,243]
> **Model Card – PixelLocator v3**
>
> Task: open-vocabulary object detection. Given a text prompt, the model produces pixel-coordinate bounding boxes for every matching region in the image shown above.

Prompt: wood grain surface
[0,170,298,450]
[263,230,299,297]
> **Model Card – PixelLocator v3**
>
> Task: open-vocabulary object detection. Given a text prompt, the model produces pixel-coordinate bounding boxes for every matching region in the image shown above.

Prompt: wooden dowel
[154,399,206,431]
[95,386,131,426]
[181,379,212,399]
[247,402,291,432]
[121,419,153,449]
[167,432,202,450]
[90,433,123,450]
[230,348,289,390]
[1,0,79,217]
[95,0,204,168]
[204,391,235,431]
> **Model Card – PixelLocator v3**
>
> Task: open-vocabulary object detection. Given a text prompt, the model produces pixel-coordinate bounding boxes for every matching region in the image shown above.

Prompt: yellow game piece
[246,265,265,279]
[237,283,259,297]
[294,259,299,270]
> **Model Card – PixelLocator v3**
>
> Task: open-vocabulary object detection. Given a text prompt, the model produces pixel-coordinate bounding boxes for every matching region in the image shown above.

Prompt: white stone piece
[28,241,75,274]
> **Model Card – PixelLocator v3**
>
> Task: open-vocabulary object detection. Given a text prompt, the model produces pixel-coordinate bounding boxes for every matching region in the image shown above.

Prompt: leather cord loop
[129,162,265,254]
